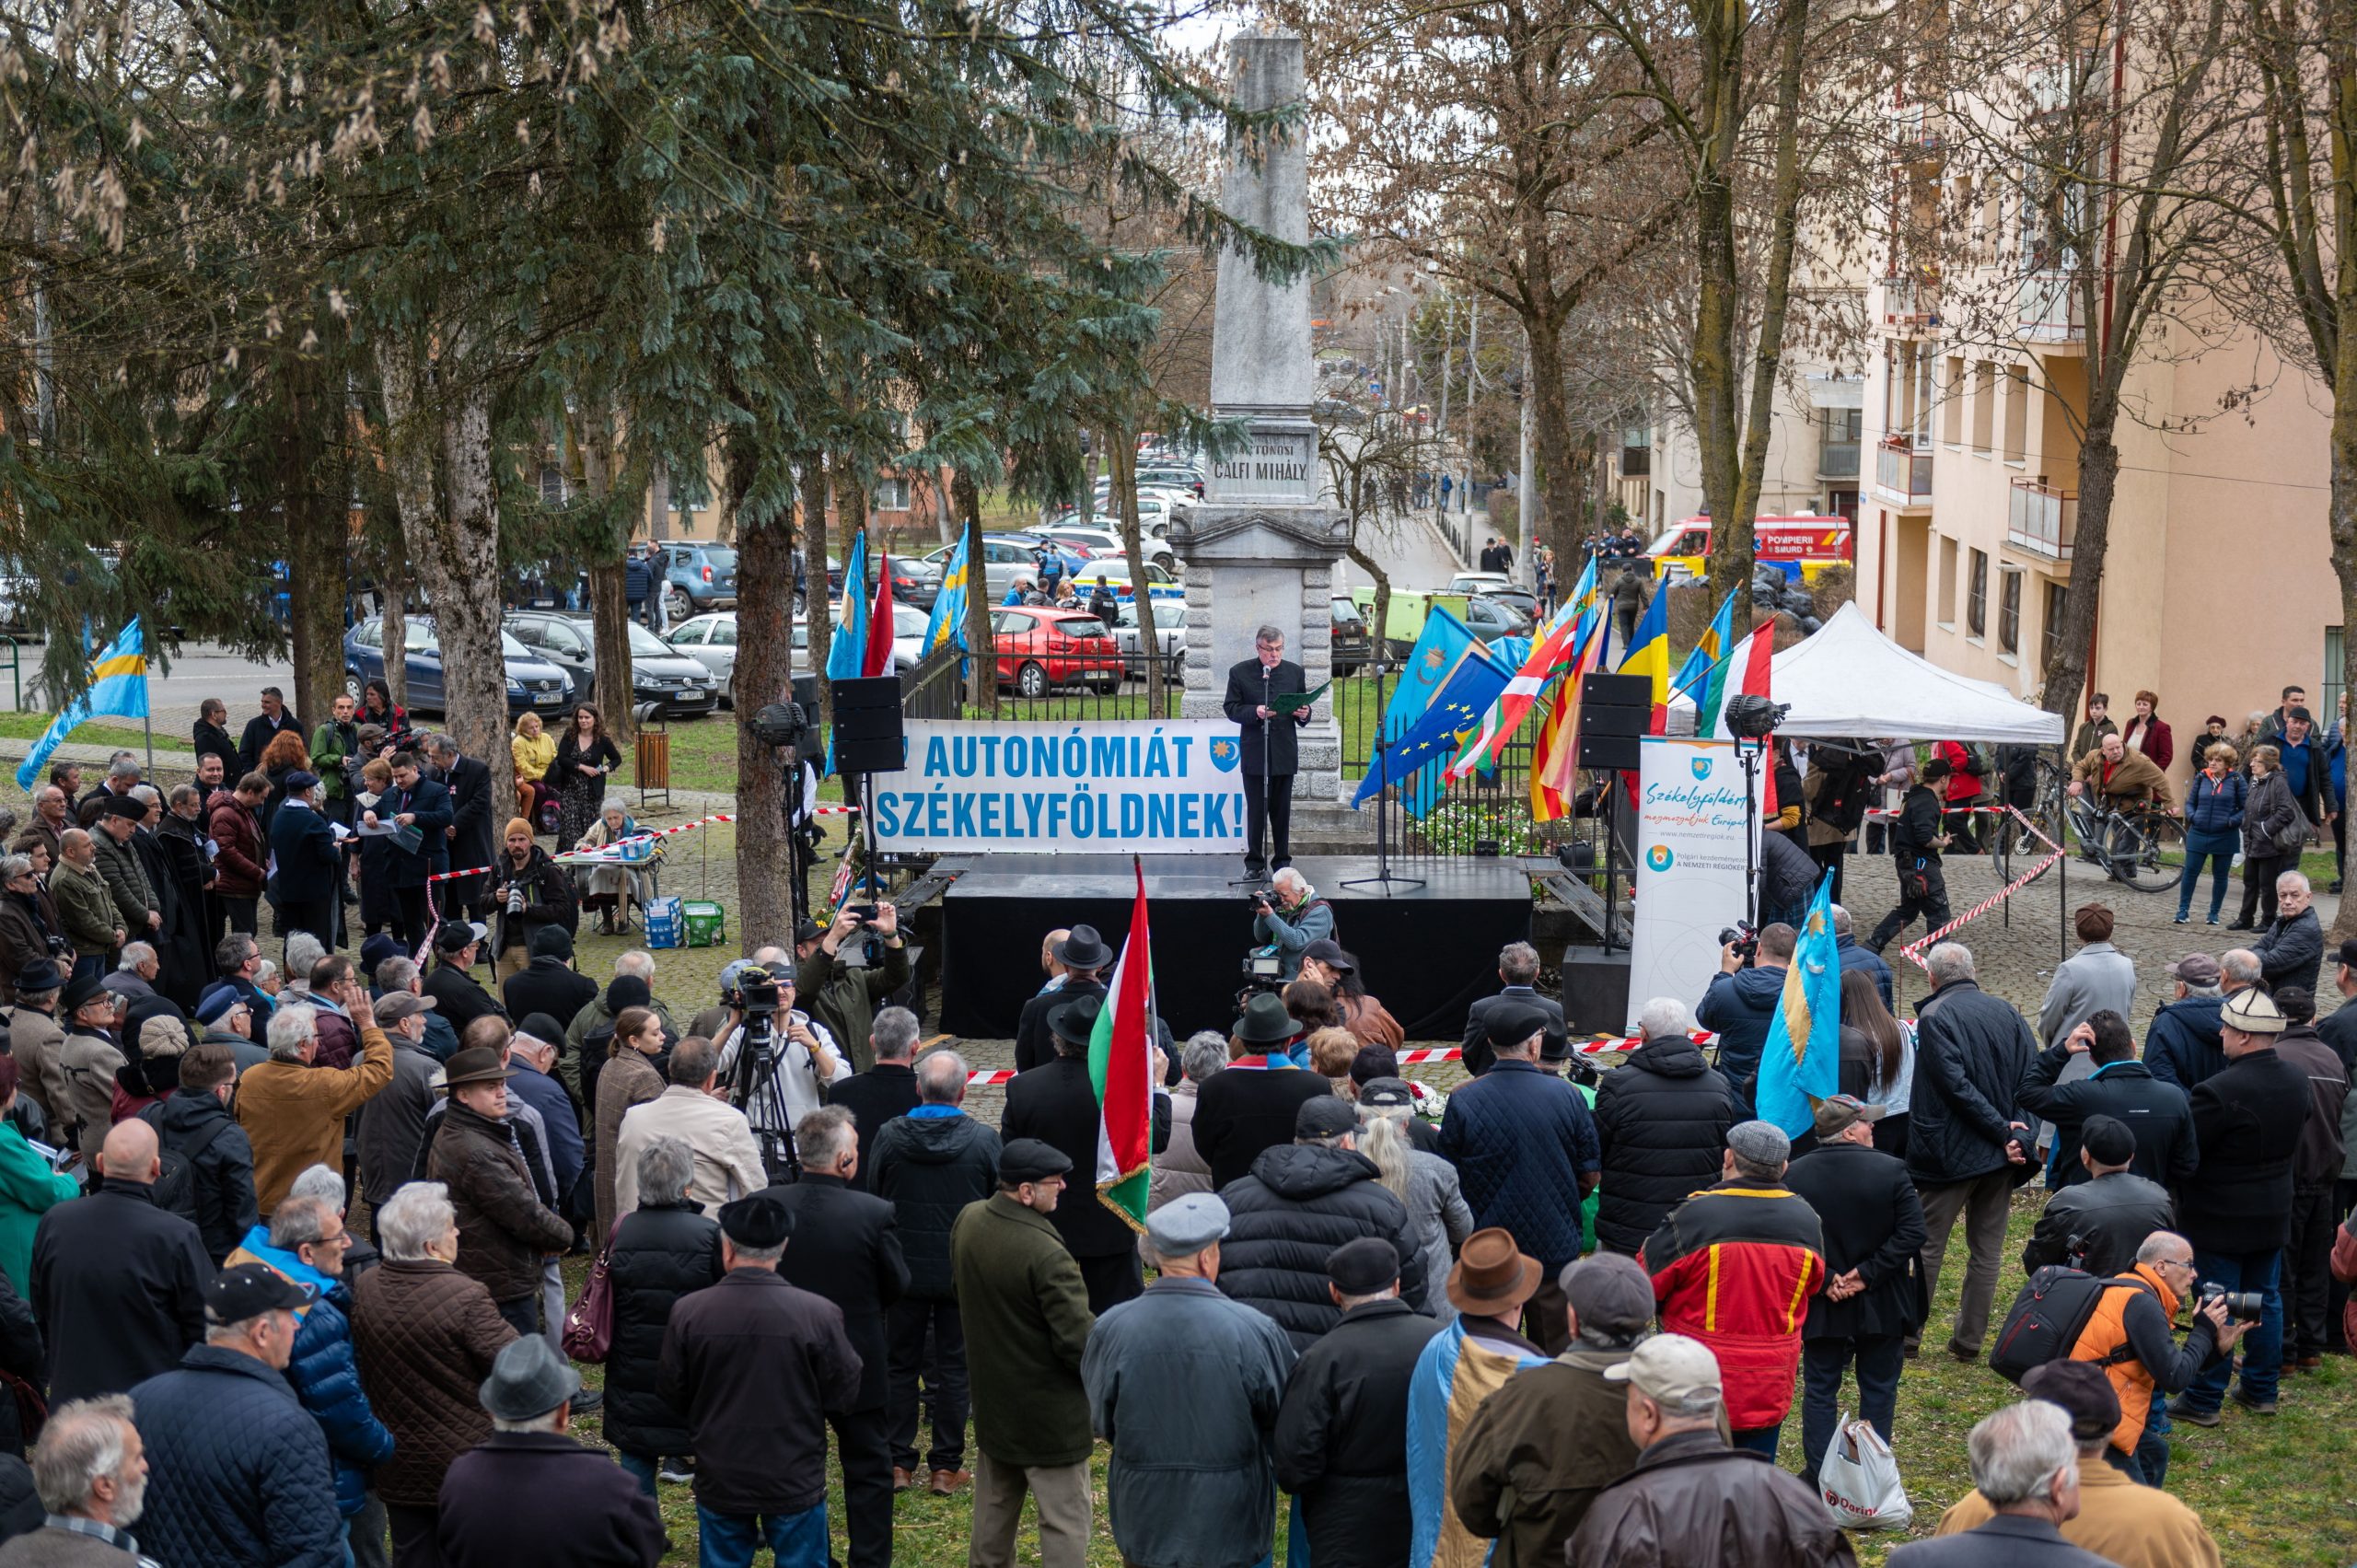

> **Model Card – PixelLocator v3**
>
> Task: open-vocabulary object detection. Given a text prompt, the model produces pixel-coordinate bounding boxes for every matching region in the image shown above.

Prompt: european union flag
[1755,873,1842,1137]
[16,619,148,793]
[1362,606,1492,816]
[1353,643,1511,815]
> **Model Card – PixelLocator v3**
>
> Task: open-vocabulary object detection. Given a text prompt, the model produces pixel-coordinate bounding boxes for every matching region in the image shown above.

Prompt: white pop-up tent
[1668,601,2064,744]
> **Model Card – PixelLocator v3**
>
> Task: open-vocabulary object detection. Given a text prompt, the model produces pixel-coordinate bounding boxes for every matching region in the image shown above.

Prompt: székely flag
[16,619,147,793]
[1088,861,1156,1231]
[1672,591,1739,725]
[921,532,970,656]
[1754,873,1840,1137]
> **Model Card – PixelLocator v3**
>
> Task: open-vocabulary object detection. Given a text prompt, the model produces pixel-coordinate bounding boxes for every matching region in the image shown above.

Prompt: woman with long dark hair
[1838,967,1913,1157]
[552,703,623,850]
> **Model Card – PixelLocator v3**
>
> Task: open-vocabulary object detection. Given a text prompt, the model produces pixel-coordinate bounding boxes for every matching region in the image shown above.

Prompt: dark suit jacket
[1460,986,1569,1075]
[382,777,454,887]
[268,802,342,906]
[1223,657,1311,776]
[762,1175,909,1411]
[1884,1513,2119,1567]
[826,1064,922,1183]
[236,710,305,777]
[1000,1055,1172,1259]
[1783,1140,1926,1341]
[441,755,499,880]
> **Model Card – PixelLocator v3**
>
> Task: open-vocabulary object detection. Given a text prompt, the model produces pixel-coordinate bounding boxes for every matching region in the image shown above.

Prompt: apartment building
[1852,98,2340,787]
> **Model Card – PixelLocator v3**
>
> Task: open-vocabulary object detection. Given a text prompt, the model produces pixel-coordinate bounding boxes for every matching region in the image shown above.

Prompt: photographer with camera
[795,907,910,1074]
[2168,987,2316,1425]
[2063,1230,2249,1487]
[1695,922,1795,1114]
[1248,868,1332,983]
[713,958,852,1177]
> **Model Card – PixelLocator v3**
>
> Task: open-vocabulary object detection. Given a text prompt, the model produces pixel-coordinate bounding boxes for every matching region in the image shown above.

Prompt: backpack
[138,1103,233,1226]
[1988,1265,2153,1384]
[1956,745,1986,780]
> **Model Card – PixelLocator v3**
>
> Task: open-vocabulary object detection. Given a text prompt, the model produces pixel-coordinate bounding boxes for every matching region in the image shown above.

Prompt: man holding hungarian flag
[1001,861,1172,1312]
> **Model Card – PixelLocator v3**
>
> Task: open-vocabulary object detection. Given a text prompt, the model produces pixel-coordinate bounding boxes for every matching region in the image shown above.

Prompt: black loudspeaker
[1575,672,1650,772]
[830,677,907,774]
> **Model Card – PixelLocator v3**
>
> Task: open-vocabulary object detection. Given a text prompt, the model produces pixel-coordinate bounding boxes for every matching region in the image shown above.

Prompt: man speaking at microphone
[1224,624,1313,877]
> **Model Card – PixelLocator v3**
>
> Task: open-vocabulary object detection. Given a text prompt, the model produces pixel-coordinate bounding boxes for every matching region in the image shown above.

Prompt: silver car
[1108,599,1186,679]
[667,612,741,702]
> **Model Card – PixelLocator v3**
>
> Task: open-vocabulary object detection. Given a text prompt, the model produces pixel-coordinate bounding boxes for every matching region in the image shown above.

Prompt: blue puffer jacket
[130,1344,343,1568]
[1696,962,1789,1101]
[2145,992,2228,1091]
[227,1226,396,1517]
[1435,1060,1600,1269]
[2183,770,2247,837]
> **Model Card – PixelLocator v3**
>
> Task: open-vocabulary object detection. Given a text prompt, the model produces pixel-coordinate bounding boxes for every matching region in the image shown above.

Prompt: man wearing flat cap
[1640,1121,1826,1459]
[424,921,509,1037]
[1934,1360,2225,1564]
[661,1192,862,1566]
[127,1262,344,1568]
[1436,1002,1600,1353]
[88,793,161,951]
[1450,1252,1657,1564]
[1001,993,1170,1313]
[1786,1094,1927,1486]
[1273,1237,1440,1566]
[1084,1193,1295,1568]
[952,1138,1097,1568]
[437,1336,665,1568]
[2020,1115,2174,1280]
[426,1046,575,1339]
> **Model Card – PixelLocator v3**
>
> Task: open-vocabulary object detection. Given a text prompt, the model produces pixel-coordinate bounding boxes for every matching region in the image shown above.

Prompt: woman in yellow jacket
[511,711,559,830]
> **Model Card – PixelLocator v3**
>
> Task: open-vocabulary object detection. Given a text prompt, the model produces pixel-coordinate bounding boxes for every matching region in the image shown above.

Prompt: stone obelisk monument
[1172,31,1348,817]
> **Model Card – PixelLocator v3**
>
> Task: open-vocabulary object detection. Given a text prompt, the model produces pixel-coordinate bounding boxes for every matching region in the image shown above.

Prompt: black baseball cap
[206,1263,312,1325]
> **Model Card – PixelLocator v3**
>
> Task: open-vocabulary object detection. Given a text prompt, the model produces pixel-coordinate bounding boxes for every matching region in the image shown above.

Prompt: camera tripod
[726,1012,805,1183]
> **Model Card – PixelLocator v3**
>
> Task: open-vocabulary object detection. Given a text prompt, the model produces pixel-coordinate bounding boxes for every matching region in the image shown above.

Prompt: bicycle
[1989,752,2073,882]
[2062,790,2185,891]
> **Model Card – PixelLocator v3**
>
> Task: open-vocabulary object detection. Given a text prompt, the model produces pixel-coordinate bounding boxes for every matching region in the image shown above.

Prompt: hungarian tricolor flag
[1088,862,1156,1230]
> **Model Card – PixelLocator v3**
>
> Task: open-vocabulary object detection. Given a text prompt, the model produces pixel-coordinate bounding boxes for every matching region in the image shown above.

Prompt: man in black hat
[1274,1237,1443,1566]
[438,1336,665,1568]
[267,770,341,960]
[1224,626,1312,878]
[1015,925,1110,1074]
[502,924,598,1041]
[128,1262,343,1568]
[6,958,74,1131]
[660,1192,862,1568]
[56,967,129,1167]
[1193,992,1337,1192]
[1001,993,1171,1312]
[2021,1115,2175,1280]
[762,1106,908,1568]
[952,1139,1097,1568]
[423,921,509,1035]
[89,793,161,947]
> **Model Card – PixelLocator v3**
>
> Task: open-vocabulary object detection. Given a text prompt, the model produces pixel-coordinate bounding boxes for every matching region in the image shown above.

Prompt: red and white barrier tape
[1898,805,2064,970]
[958,1030,1717,1087]
[425,804,861,883]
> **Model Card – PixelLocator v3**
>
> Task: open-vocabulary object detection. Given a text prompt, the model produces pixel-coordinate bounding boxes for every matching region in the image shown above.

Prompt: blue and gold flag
[1755,874,1842,1137]
[922,532,970,657]
[16,619,148,793]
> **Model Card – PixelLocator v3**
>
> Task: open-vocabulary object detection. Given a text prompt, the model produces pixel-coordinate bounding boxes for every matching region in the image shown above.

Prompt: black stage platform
[935,854,1532,1042]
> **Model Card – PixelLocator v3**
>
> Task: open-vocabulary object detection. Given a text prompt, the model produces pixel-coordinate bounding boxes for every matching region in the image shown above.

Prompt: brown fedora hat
[1446,1227,1542,1317]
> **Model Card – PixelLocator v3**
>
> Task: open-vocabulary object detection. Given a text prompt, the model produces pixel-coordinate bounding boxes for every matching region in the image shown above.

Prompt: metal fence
[899,643,1185,724]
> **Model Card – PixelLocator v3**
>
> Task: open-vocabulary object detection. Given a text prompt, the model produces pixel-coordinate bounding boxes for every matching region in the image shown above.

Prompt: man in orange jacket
[2066,1229,2244,1488]
[1640,1121,1826,1458]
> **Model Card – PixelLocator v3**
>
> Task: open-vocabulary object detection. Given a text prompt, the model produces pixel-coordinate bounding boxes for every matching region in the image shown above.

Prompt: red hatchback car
[993,606,1129,697]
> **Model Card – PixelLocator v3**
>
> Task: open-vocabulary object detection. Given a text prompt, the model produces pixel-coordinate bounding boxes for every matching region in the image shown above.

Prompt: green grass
[0,712,188,753]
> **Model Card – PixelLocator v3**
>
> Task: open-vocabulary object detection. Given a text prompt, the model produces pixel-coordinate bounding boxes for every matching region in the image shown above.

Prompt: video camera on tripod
[718,958,819,1183]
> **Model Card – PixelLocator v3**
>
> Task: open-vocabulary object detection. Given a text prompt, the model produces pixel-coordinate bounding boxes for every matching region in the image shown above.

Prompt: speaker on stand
[1574,673,1649,952]
[830,677,907,912]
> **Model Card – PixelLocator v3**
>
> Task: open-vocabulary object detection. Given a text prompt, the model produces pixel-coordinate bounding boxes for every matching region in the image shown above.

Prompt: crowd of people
[0,686,2351,1566]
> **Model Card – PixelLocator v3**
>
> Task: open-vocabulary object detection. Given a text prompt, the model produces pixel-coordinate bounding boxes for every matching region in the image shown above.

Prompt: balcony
[1817,440,1861,481]
[1619,446,1651,478]
[2018,272,2085,344]
[1881,273,1941,331]
[1873,436,1933,506]
[2008,478,2076,560]
[1888,104,1945,164]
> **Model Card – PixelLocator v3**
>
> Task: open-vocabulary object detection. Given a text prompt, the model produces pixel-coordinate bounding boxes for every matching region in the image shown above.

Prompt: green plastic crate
[681,900,727,948]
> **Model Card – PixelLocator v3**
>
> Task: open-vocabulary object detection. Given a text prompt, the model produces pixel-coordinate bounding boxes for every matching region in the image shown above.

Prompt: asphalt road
[0,644,296,729]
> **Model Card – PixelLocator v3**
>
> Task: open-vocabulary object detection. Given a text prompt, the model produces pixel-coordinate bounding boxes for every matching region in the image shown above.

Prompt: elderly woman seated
[573,801,657,935]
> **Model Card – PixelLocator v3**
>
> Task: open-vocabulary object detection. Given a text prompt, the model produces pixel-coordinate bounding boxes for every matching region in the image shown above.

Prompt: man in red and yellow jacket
[1640,1120,1826,1456]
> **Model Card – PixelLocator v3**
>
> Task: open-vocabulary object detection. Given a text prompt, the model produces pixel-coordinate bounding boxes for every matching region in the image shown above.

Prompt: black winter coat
[503,958,598,1064]
[869,1111,1001,1300]
[764,1175,910,1412]
[2254,906,2326,998]
[441,754,500,890]
[2181,1046,2315,1252]
[1190,1063,1331,1194]
[1907,980,2035,1185]
[423,959,508,1036]
[0,1271,44,1459]
[1785,1142,1926,1340]
[827,1064,921,1179]
[1591,1035,1737,1252]
[656,1271,863,1517]
[2144,993,2229,1091]
[603,1201,724,1458]
[437,1432,665,1568]
[29,1179,211,1404]
[1001,1056,1171,1259]
[1214,1144,1429,1350]
[1460,988,1569,1076]
[2020,1171,2175,1278]
[129,1344,342,1568]
[140,1089,258,1265]
[1270,1298,1440,1567]
[2014,1050,2198,1191]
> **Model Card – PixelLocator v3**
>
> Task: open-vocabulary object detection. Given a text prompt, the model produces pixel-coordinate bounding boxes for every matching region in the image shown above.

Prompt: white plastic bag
[1818,1412,1910,1531]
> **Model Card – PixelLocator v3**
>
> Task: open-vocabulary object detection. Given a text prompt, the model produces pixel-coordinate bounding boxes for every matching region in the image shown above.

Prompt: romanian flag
[1446,604,1593,781]
[1088,862,1156,1230]
[921,531,970,656]
[1529,614,1609,820]
[1616,584,1671,732]
[1755,875,1841,1137]
[16,619,147,793]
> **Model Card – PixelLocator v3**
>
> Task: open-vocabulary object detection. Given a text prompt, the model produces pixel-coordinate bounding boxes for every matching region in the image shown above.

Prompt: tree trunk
[1527,317,1578,588]
[575,407,636,754]
[2036,416,2119,718]
[807,456,837,738]
[1109,430,1165,712]
[423,377,510,766]
[732,434,800,955]
[2327,402,2357,945]
[954,469,995,716]
[280,357,343,730]
[380,562,409,714]
[370,339,435,718]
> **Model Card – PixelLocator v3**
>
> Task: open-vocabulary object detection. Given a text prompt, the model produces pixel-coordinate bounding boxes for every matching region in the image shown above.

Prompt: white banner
[871,719,1248,854]
[1625,737,1759,1031]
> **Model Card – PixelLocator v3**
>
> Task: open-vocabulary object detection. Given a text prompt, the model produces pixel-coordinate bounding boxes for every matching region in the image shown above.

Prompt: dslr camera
[1718,918,1760,966]
[2198,1282,2265,1322]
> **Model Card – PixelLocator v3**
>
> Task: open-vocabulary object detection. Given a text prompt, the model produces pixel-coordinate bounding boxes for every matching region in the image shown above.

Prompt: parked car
[881,553,938,611]
[993,606,1126,697]
[343,617,574,718]
[1462,595,1531,642]
[668,612,742,703]
[888,602,935,668]
[1329,596,1372,678]
[504,611,723,718]
[1029,522,1178,574]
[658,542,739,621]
[1108,599,1186,679]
